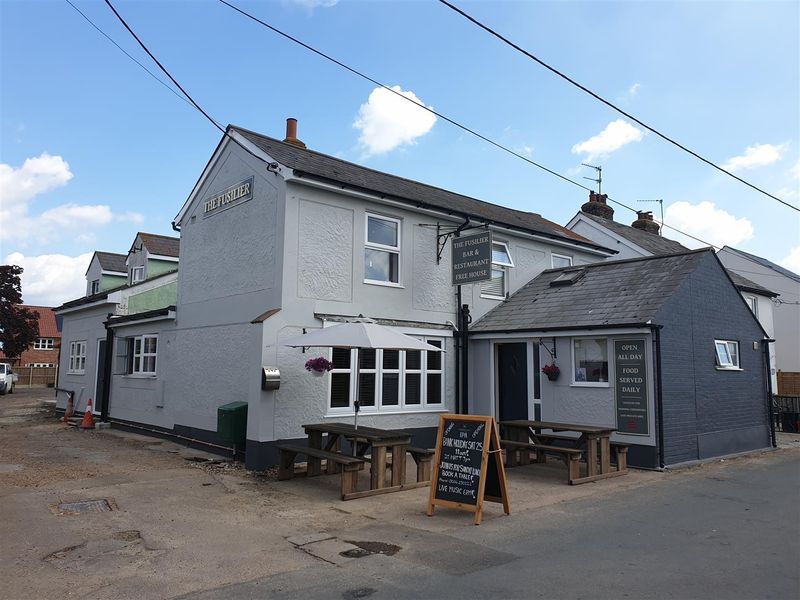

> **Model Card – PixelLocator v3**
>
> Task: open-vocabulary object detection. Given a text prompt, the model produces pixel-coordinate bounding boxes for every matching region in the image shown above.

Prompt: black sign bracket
[430,219,489,264]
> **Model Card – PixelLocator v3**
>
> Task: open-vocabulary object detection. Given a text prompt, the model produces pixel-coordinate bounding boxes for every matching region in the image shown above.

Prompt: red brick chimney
[631,210,660,234]
[282,117,306,149]
[581,191,614,220]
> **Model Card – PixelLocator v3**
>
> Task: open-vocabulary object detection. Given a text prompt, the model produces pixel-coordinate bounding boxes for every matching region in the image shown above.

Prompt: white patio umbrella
[282,317,444,429]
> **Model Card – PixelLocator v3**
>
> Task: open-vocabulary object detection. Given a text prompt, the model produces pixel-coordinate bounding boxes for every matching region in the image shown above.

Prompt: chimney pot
[581,191,614,220]
[631,210,660,234]
[283,117,306,149]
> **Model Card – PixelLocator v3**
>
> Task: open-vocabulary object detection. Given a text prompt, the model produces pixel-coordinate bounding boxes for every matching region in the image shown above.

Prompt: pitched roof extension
[136,232,180,258]
[579,212,689,255]
[471,249,712,333]
[722,246,800,284]
[725,270,779,298]
[95,251,127,273]
[230,126,612,254]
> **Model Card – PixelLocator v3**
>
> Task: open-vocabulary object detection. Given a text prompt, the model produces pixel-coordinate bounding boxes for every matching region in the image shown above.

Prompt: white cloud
[780,246,800,276]
[789,158,800,180]
[38,203,113,227]
[518,145,534,158]
[0,152,73,205]
[287,0,338,10]
[628,83,642,97]
[116,211,145,224]
[571,119,644,162]
[354,86,437,156]
[4,251,94,306]
[722,142,788,172]
[663,201,753,249]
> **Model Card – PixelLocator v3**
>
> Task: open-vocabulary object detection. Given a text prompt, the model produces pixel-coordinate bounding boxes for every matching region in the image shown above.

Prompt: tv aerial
[581,163,602,194]
[637,199,665,235]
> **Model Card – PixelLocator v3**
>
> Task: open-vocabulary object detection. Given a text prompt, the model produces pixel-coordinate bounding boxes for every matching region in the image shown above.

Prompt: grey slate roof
[137,232,180,258]
[231,126,611,253]
[722,246,800,284]
[471,249,711,333]
[725,270,778,298]
[580,212,689,255]
[95,251,127,273]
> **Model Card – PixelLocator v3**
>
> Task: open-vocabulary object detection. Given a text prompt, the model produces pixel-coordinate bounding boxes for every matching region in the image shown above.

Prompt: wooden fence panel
[14,366,57,387]
[777,371,800,396]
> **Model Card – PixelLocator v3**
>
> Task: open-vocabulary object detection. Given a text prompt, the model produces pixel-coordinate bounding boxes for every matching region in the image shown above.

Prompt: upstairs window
[33,338,54,350]
[481,241,513,299]
[745,296,758,317]
[552,253,573,268]
[714,340,740,370]
[364,214,400,285]
[130,267,144,284]
[90,280,100,295]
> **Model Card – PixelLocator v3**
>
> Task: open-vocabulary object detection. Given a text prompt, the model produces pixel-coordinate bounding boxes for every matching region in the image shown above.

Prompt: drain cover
[57,499,113,514]
[340,547,373,559]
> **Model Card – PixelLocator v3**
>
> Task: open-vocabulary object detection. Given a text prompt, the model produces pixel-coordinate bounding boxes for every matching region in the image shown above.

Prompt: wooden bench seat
[611,443,629,471]
[276,443,365,499]
[407,446,435,482]
[500,439,583,484]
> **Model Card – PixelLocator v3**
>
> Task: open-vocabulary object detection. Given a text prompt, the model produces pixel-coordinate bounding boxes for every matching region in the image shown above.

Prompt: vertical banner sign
[427,414,510,525]
[452,231,492,286]
[614,339,649,435]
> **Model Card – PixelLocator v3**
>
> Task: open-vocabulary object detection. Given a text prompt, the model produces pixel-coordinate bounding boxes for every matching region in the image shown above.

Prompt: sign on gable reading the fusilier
[615,339,649,435]
[452,231,492,285]
[203,177,254,217]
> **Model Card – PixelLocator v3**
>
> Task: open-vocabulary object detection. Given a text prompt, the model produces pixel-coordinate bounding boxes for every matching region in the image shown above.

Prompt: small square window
[714,340,740,369]
[552,253,573,268]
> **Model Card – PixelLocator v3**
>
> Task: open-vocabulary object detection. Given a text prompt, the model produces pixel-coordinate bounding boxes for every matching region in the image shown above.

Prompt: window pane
[144,356,156,373]
[359,348,376,370]
[134,357,141,372]
[331,373,350,408]
[134,338,142,354]
[427,374,442,404]
[332,348,350,369]
[481,268,505,296]
[715,342,731,366]
[144,337,157,354]
[358,373,375,406]
[383,349,399,370]
[427,341,442,370]
[367,216,398,247]
[573,338,608,382]
[405,374,421,404]
[382,373,399,406]
[552,255,573,268]
[492,243,512,265]
[728,342,739,367]
[365,249,399,282]
[406,349,421,370]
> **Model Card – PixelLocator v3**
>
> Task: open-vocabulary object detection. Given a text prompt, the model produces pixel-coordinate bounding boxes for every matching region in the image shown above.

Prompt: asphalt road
[183,451,799,600]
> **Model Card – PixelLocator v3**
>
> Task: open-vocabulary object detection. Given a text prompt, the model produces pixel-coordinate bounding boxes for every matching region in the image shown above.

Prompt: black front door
[94,340,107,414]
[497,343,528,422]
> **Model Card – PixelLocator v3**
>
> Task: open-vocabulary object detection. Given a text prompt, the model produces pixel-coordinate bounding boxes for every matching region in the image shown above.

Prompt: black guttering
[292,170,615,255]
[105,306,176,326]
[651,324,665,469]
[469,322,655,336]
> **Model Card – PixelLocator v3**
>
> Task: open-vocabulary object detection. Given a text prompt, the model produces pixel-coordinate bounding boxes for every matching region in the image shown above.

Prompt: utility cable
[437,0,798,213]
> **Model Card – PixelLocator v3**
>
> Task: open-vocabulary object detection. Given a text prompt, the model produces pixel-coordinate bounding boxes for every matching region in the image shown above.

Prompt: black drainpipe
[455,286,461,414]
[652,325,666,469]
[100,315,115,422]
[461,304,471,414]
[763,339,777,447]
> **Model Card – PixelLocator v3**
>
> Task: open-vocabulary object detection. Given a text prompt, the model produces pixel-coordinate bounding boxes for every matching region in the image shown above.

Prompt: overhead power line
[437,0,799,213]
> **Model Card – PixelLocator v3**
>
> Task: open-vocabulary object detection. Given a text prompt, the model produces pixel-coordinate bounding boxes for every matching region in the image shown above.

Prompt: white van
[0,363,18,394]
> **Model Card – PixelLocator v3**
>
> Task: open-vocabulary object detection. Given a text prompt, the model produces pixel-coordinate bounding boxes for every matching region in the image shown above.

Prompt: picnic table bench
[276,443,365,498]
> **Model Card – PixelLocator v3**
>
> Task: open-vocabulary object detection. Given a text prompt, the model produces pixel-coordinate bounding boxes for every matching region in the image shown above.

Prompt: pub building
[54,119,773,470]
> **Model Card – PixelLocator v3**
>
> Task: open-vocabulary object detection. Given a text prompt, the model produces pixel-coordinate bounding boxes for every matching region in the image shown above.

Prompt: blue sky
[2,0,798,305]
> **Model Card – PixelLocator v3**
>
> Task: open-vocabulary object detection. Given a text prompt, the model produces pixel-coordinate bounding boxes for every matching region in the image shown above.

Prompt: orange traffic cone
[80,398,95,429]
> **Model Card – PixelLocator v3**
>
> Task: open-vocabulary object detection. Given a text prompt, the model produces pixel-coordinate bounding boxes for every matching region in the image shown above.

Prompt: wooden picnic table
[499,420,628,485]
[300,422,429,500]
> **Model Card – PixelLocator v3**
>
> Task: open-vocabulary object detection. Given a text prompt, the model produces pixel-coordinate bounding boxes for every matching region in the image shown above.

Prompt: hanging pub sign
[203,177,254,217]
[614,339,649,435]
[452,231,492,286]
[427,414,510,525]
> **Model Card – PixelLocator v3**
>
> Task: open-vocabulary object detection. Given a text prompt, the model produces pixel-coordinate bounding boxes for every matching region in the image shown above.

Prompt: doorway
[497,343,529,421]
[93,339,107,415]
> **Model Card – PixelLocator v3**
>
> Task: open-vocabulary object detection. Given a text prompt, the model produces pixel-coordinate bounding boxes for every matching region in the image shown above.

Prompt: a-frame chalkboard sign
[426,414,510,525]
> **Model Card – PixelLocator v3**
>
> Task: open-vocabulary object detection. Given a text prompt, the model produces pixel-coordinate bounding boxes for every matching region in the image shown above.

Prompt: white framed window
[129,334,158,375]
[33,338,54,350]
[364,213,401,285]
[90,279,100,295]
[572,337,609,386]
[68,341,87,374]
[481,241,514,299]
[130,267,144,284]
[745,296,758,317]
[552,253,573,268]
[328,337,445,414]
[714,340,741,370]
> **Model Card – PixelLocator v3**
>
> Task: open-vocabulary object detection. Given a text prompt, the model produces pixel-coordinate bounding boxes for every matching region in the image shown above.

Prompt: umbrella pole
[353,349,360,433]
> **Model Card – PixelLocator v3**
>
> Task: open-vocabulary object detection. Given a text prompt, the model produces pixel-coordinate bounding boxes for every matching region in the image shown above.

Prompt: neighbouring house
[566,193,780,390]
[85,251,127,296]
[718,246,800,395]
[0,305,62,385]
[55,232,179,414]
[469,249,774,468]
[56,118,617,468]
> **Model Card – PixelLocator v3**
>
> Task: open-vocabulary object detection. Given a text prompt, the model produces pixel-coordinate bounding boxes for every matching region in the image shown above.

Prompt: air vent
[550,268,586,287]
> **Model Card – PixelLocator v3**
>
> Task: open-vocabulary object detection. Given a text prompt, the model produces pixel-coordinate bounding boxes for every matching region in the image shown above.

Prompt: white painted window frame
[327,337,445,416]
[481,241,514,300]
[714,339,741,370]
[68,341,87,374]
[90,279,100,295]
[364,212,402,287]
[130,266,145,284]
[33,338,55,350]
[130,334,158,376]
[552,252,574,268]
[570,337,610,387]
[745,295,758,317]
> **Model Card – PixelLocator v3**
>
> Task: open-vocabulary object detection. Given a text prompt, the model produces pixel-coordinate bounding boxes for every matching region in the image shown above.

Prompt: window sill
[67,371,85,376]
[715,367,743,371]
[364,279,405,289]
[325,407,448,418]
[570,381,610,388]
[123,374,158,379]
[480,293,506,301]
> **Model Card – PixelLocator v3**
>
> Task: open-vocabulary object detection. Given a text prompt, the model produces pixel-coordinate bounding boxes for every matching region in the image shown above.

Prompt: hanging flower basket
[305,357,333,377]
[541,363,560,381]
